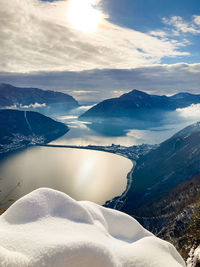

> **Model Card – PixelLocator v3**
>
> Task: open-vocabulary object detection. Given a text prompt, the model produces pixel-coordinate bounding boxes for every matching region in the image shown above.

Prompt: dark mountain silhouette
[80,89,200,120]
[120,122,200,214]
[0,83,79,115]
[129,173,200,261]
[0,109,69,153]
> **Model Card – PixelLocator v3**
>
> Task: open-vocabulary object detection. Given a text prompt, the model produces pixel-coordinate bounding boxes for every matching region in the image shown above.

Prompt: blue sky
[0,0,200,103]
[102,0,200,29]
[102,0,200,64]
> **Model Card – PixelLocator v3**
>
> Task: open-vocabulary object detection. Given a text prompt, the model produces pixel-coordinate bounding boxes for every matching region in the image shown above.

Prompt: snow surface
[187,246,200,267]
[0,188,186,267]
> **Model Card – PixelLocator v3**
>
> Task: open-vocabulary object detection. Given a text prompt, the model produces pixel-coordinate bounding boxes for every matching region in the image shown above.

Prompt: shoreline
[39,143,136,209]
[0,142,153,213]
[104,161,136,210]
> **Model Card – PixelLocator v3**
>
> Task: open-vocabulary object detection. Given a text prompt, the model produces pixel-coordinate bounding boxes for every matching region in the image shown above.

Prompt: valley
[1,83,200,264]
[1,0,200,265]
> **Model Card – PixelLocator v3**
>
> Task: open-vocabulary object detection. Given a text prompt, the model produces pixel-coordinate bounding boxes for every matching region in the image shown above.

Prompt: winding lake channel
[0,146,133,210]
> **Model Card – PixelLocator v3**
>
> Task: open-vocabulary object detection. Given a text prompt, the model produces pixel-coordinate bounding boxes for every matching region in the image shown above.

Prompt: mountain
[0,83,79,115]
[0,109,69,154]
[102,122,200,261]
[170,92,200,107]
[133,173,200,262]
[100,119,200,256]
[121,122,200,213]
[79,89,200,120]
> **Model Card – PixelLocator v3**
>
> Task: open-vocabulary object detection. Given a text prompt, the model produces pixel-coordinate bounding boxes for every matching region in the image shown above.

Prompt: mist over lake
[51,106,200,146]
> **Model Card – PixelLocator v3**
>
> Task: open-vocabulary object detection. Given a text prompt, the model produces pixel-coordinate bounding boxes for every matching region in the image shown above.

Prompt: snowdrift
[0,188,185,267]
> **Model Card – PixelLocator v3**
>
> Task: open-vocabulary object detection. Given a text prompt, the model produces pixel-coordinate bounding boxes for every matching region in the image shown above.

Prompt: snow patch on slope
[187,246,200,267]
[0,188,185,267]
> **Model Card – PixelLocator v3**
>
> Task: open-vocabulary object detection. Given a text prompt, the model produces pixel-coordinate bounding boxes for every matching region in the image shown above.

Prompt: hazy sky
[0,0,200,103]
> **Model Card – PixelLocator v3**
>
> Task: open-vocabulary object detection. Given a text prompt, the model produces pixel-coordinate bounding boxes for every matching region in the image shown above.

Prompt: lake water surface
[0,146,133,209]
[50,113,194,146]
[0,107,197,212]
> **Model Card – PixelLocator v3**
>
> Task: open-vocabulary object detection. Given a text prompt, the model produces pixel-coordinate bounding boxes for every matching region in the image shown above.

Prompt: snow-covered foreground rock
[187,246,200,267]
[0,188,185,267]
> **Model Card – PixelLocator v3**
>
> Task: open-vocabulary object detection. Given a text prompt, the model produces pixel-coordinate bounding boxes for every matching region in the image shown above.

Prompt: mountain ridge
[103,121,200,217]
[122,121,200,212]
[0,109,69,154]
[0,83,79,115]
[80,89,200,120]
[135,173,200,262]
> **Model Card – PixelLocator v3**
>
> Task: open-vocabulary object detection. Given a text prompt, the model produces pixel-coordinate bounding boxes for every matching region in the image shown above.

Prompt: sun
[67,0,103,33]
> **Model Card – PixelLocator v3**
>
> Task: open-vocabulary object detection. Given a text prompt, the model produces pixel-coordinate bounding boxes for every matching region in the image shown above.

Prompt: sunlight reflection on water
[0,147,133,207]
[51,115,192,146]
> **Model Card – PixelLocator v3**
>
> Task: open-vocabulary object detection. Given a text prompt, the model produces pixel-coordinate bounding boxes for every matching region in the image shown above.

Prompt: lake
[0,146,133,211]
[0,106,197,213]
[50,113,194,146]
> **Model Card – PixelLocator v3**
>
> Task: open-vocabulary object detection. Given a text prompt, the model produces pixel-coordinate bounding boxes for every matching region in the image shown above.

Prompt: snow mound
[0,188,185,267]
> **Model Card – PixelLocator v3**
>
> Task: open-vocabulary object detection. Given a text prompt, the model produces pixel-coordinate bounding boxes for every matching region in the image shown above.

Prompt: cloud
[70,90,99,95]
[0,0,188,73]
[68,105,95,116]
[1,63,200,102]
[163,15,200,35]
[193,15,200,26]
[5,104,17,109]
[5,102,46,109]
[20,103,46,109]
[176,104,200,119]
[149,31,168,38]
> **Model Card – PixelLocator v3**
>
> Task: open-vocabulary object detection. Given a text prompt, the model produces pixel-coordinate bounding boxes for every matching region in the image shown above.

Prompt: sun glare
[67,0,103,33]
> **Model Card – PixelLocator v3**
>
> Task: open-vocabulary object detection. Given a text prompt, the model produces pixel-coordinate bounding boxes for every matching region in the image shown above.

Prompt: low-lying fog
[50,104,200,146]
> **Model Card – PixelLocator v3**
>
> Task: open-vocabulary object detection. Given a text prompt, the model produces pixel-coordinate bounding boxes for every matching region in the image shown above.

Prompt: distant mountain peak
[170,92,194,99]
[0,83,14,88]
[130,89,148,94]
[0,83,79,115]
[80,88,200,120]
[120,89,149,98]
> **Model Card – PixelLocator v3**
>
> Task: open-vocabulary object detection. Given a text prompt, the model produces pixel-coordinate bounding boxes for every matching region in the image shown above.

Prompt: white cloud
[69,105,95,116]
[0,0,188,73]
[20,103,46,109]
[68,90,99,95]
[5,102,46,109]
[5,104,17,109]
[1,63,200,102]
[149,31,168,38]
[193,15,200,26]
[163,16,200,35]
[176,104,200,119]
